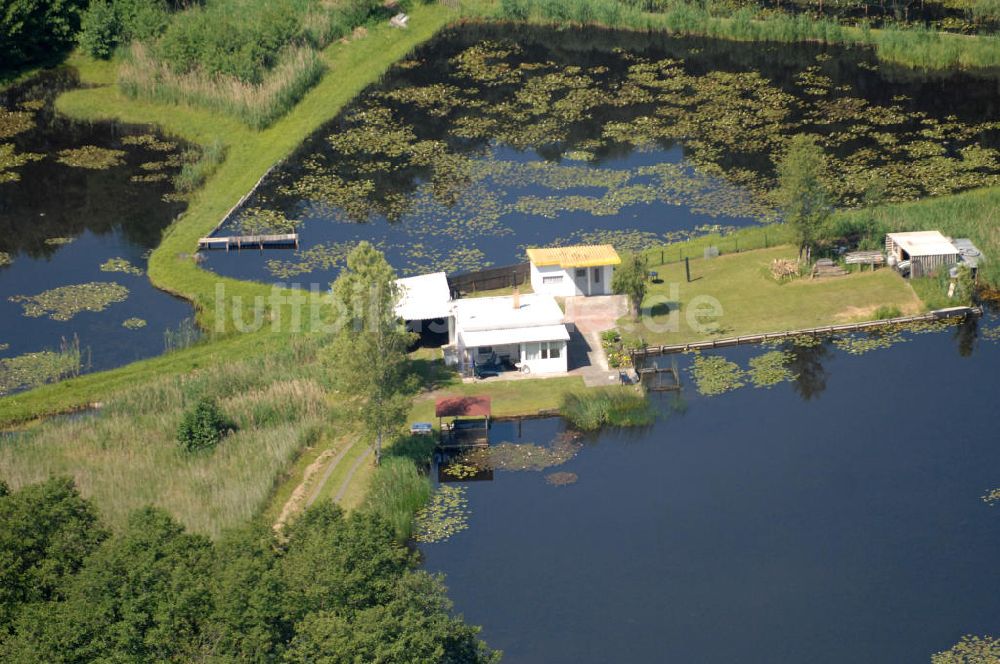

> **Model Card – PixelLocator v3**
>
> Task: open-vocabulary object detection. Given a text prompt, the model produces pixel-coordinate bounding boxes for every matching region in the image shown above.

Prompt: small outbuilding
[885,231,959,278]
[451,293,569,375]
[527,244,620,297]
[395,271,453,345]
[435,395,491,448]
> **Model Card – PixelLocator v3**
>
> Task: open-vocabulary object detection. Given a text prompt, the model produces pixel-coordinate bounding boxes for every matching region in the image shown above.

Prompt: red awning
[435,395,492,418]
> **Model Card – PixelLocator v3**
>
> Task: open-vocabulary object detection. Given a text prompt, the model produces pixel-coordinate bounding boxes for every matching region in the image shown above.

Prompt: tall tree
[0,477,107,636]
[775,134,831,262]
[328,242,415,465]
[0,0,88,70]
[612,252,648,317]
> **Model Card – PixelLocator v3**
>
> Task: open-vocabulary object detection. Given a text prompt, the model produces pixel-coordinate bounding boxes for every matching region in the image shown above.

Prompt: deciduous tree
[775,134,831,262]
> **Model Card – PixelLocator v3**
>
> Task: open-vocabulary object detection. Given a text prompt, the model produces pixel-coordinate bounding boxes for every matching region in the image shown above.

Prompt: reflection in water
[786,340,831,401]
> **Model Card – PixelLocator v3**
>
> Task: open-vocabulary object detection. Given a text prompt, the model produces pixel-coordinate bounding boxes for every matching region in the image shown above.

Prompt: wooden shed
[885,231,959,278]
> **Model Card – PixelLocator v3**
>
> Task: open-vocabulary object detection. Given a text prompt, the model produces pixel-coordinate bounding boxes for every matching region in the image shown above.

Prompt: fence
[447,263,530,295]
[640,226,796,268]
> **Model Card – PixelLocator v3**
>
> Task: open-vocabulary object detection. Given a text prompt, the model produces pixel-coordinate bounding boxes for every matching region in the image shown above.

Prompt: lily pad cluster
[44,237,74,246]
[545,471,578,486]
[1,143,43,183]
[122,317,148,330]
[100,257,143,275]
[458,435,582,472]
[982,487,1000,506]
[9,282,130,321]
[56,146,127,170]
[0,251,11,267]
[413,485,470,544]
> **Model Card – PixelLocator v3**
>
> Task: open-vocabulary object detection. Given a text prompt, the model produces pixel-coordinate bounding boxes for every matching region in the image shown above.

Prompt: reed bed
[560,387,656,430]
[0,344,334,539]
[363,456,432,542]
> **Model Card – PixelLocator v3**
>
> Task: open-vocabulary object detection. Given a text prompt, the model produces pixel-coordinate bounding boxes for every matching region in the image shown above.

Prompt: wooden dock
[197,233,299,251]
[631,306,983,361]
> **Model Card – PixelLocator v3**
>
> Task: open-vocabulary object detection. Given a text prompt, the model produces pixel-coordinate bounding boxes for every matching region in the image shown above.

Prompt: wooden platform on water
[631,306,982,361]
[197,233,299,251]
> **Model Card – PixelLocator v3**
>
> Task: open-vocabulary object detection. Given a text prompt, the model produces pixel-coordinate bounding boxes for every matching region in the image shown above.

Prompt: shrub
[874,305,903,320]
[177,398,231,453]
[79,0,170,59]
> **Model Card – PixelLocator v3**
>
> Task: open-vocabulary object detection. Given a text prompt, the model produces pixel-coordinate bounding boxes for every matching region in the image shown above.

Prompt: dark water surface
[203,25,1000,285]
[1,70,194,379]
[421,320,1000,663]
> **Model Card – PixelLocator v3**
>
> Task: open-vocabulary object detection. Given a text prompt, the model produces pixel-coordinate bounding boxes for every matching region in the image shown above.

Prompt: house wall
[912,253,958,278]
[519,340,568,374]
[530,263,614,297]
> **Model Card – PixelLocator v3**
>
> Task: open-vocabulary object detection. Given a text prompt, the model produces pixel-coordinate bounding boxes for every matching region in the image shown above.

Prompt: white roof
[452,293,565,332]
[887,231,958,257]
[459,324,570,348]
[395,272,452,321]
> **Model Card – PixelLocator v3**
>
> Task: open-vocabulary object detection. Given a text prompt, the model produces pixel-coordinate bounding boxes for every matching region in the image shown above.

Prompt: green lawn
[619,245,925,345]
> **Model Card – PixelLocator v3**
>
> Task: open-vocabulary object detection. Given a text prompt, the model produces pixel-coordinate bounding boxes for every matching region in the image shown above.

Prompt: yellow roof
[526,244,621,268]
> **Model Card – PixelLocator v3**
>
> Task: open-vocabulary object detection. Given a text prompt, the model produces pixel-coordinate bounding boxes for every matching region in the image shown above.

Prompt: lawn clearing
[619,245,925,346]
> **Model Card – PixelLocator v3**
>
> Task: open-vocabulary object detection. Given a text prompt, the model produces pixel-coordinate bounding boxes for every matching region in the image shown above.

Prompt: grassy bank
[0,339,337,538]
[619,245,925,345]
[472,0,1000,70]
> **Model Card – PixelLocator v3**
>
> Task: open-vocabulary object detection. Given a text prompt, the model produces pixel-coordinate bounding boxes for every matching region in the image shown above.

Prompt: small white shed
[395,271,453,342]
[527,245,621,297]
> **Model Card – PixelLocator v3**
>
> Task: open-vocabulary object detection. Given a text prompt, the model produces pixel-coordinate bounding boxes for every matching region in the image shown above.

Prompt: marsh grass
[560,387,655,430]
[0,345,332,538]
[363,455,432,542]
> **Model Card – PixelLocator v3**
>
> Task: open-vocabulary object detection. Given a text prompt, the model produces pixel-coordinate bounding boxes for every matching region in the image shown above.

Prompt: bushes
[560,388,655,430]
[177,398,231,452]
[874,305,903,319]
[0,0,87,72]
[116,0,381,126]
[79,0,170,59]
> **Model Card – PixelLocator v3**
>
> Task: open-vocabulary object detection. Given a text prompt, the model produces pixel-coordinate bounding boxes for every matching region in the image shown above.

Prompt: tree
[612,252,648,317]
[775,134,831,262]
[282,572,500,664]
[0,477,107,636]
[328,242,416,465]
[0,0,88,70]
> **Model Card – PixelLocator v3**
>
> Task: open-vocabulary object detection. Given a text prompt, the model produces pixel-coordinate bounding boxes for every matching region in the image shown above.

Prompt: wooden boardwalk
[631,306,983,361]
[197,233,299,250]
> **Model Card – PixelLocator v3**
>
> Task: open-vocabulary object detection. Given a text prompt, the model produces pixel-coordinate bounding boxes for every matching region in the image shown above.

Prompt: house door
[574,268,589,295]
[591,267,602,294]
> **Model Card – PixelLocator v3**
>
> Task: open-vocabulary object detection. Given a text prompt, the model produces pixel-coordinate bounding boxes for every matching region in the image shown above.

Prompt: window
[477,346,493,356]
[542,275,563,284]
[549,342,561,359]
[593,267,601,283]
[527,341,562,360]
[523,343,540,361]
[575,268,586,278]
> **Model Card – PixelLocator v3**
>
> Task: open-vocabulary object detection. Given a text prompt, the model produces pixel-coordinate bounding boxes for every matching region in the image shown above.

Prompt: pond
[420,314,1000,662]
[1,70,196,394]
[201,24,1000,285]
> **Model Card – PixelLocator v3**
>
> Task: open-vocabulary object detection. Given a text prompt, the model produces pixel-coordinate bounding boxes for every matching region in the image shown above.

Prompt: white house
[451,293,569,375]
[527,244,621,297]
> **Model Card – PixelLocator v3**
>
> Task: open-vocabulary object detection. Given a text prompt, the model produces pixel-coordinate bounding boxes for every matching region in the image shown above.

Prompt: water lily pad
[100,257,143,275]
[689,353,746,396]
[122,317,148,329]
[57,146,126,170]
[545,471,578,486]
[9,282,130,321]
[0,251,11,267]
[44,237,74,246]
[413,485,470,543]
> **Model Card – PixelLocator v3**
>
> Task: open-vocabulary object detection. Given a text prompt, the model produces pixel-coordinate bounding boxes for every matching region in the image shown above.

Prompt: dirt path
[273,435,353,532]
[334,445,372,503]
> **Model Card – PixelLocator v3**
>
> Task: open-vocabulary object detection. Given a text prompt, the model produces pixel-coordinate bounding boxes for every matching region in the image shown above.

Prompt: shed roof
[452,293,564,332]
[526,244,621,268]
[435,396,492,418]
[886,231,958,257]
[953,238,983,268]
[459,323,570,348]
[395,272,452,321]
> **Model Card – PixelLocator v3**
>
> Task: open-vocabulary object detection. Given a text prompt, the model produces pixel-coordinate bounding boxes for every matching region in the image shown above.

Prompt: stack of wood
[844,251,885,271]
[812,258,848,278]
[770,258,799,280]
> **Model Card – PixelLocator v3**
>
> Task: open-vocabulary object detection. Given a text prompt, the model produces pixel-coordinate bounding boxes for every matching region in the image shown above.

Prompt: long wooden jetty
[197,233,299,251]
[631,305,983,361]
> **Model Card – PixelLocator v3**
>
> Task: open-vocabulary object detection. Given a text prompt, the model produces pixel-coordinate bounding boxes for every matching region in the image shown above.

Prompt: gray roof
[952,238,983,268]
